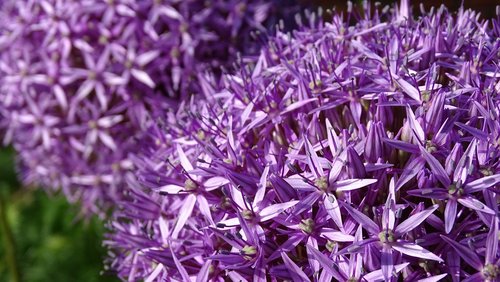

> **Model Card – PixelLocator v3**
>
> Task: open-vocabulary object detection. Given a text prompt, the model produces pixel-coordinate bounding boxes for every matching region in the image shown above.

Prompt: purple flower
[103,1,500,281]
[0,0,298,215]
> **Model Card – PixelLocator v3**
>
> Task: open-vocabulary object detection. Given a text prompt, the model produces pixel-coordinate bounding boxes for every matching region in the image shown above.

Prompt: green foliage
[0,148,117,282]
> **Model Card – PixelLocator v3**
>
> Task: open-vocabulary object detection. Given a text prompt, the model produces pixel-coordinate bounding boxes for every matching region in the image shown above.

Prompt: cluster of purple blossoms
[0,0,297,215]
[105,1,500,281]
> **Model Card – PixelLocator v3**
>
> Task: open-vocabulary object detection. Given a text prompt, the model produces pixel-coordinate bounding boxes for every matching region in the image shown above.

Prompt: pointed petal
[406,188,448,200]
[392,243,443,262]
[281,252,310,282]
[196,260,211,282]
[323,194,344,231]
[176,144,194,172]
[457,197,495,214]
[455,122,488,140]
[270,176,297,202]
[486,217,499,264]
[320,229,354,242]
[333,178,377,192]
[417,274,448,282]
[145,263,164,282]
[406,106,425,142]
[326,118,340,155]
[171,248,191,281]
[197,195,214,225]
[444,200,458,234]
[305,138,323,178]
[381,245,394,281]
[158,184,184,194]
[253,254,266,282]
[285,177,316,191]
[259,201,298,222]
[306,244,344,281]
[462,273,484,282]
[136,50,160,67]
[383,138,420,153]
[98,132,117,150]
[131,68,155,88]
[203,176,230,191]
[453,139,477,184]
[253,165,270,207]
[396,157,426,190]
[75,80,94,100]
[420,146,451,187]
[396,205,438,235]
[171,194,196,239]
[440,235,482,270]
[341,203,379,235]
[465,174,500,193]
[53,84,68,109]
[292,192,321,216]
[268,234,304,261]
[363,263,409,282]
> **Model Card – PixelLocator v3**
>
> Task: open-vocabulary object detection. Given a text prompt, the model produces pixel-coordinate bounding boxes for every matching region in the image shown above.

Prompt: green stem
[0,190,21,282]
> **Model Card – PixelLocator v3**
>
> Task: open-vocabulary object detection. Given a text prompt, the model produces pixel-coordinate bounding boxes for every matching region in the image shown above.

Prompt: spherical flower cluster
[0,0,297,215]
[106,2,500,281]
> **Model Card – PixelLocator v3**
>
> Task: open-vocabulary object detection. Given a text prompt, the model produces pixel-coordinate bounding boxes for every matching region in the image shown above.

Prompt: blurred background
[0,1,497,281]
[0,148,117,282]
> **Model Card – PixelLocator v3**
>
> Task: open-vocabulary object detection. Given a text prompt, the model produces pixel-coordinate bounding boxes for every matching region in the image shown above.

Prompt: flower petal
[383,138,420,153]
[420,146,451,187]
[306,244,344,281]
[341,203,379,235]
[381,245,394,281]
[333,178,377,192]
[259,201,298,222]
[131,68,155,88]
[485,217,499,264]
[171,194,196,239]
[406,106,425,142]
[464,174,500,193]
[457,197,495,214]
[440,235,482,270]
[363,263,409,282]
[395,204,438,235]
[444,199,457,234]
[417,274,448,282]
[281,252,310,282]
[323,194,344,231]
[145,263,164,282]
[158,184,184,194]
[392,242,443,262]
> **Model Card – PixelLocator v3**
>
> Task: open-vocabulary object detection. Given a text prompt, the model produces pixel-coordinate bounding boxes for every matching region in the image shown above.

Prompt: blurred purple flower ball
[0,0,298,215]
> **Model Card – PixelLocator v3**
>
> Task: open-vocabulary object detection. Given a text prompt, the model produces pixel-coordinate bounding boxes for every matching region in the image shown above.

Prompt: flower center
[325,240,337,252]
[240,245,257,260]
[378,229,395,243]
[184,179,197,191]
[299,218,315,234]
[480,168,493,176]
[88,71,97,80]
[448,183,463,197]
[425,140,437,153]
[242,209,253,220]
[482,264,499,281]
[314,176,328,192]
[170,47,180,59]
[88,120,97,129]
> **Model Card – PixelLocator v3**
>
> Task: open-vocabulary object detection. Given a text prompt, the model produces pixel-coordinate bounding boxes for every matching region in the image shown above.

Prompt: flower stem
[0,189,21,282]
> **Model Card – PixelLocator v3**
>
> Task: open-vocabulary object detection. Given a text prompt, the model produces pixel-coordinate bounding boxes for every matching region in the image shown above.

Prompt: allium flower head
[107,1,500,281]
[0,0,298,215]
